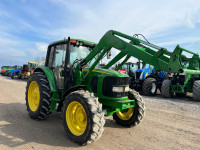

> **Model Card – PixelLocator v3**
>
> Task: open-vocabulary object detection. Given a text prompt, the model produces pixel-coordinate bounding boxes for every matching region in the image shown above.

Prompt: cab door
[51,44,66,90]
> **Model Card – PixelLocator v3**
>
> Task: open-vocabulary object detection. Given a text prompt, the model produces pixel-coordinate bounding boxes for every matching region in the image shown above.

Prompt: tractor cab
[118,62,140,77]
[135,63,155,80]
[45,39,97,90]
[28,62,38,72]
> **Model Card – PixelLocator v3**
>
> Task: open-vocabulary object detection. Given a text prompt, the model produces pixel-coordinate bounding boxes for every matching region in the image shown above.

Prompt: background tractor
[3,65,21,77]
[1,66,10,75]
[132,63,168,96]
[116,61,141,88]
[19,62,38,79]
[10,66,22,79]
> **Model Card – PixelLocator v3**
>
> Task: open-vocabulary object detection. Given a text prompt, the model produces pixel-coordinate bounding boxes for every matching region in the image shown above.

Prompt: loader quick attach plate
[99,99,135,116]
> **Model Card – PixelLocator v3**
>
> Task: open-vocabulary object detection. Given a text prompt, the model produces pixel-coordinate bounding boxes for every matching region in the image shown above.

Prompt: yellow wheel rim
[28,81,40,112]
[116,107,134,120]
[66,101,87,136]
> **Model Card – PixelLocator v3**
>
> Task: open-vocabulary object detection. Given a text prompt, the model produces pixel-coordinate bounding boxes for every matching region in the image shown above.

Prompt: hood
[136,68,150,73]
[83,68,129,77]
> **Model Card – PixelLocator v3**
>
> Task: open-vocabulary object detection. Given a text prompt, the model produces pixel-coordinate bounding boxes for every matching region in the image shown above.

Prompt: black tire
[113,89,145,127]
[63,90,105,145]
[25,72,52,120]
[161,79,173,98]
[142,78,157,96]
[193,80,200,102]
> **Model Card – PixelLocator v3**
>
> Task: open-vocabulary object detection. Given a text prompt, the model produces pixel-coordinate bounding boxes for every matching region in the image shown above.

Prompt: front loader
[25,30,199,145]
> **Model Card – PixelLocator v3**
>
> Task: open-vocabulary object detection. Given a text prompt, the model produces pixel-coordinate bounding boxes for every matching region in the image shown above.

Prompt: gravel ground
[0,76,200,150]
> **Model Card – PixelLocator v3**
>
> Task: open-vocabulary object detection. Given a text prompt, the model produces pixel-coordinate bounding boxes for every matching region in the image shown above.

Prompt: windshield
[70,45,98,67]
[29,63,38,70]
[142,63,154,70]
[120,63,139,74]
[121,64,128,71]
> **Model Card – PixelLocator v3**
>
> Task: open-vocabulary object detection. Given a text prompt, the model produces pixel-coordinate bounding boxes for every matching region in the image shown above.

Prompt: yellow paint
[38,61,45,66]
[66,101,87,136]
[82,69,113,75]
[116,107,134,120]
[28,62,39,64]
[145,73,148,77]
[28,81,40,111]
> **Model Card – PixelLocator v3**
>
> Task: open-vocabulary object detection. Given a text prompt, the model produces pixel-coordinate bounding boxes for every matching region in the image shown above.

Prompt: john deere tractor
[26,31,146,145]
[26,30,200,145]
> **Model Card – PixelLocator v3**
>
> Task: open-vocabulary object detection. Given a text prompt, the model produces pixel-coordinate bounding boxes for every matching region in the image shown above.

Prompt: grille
[172,75,186,85]
[136,72,142,79]
[90,76,98,93]
[102,77,130,98]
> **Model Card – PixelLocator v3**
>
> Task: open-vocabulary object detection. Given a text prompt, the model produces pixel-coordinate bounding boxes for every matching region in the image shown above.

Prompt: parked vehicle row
[0,61,45,79]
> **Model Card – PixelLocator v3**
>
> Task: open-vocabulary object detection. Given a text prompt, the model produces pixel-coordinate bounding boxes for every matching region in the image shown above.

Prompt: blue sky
[0,0,200,66]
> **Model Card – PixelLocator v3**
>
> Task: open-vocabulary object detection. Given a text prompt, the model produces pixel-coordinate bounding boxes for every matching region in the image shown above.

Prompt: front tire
[63,90,105,145]
[142,78,157,96]
[113,89,145,127]
[25,72,52,120]
[193,80,200,102]
[161,79,173,98]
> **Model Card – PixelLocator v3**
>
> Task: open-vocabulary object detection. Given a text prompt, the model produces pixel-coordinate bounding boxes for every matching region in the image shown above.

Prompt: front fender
[34,67,57,92]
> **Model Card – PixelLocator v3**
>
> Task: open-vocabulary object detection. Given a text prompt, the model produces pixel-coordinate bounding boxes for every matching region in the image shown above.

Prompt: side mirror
[107,50,111,59]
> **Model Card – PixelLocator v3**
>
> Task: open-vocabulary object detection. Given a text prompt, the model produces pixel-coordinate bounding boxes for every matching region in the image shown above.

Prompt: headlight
[139,72,144,79]
[112,86,129,92]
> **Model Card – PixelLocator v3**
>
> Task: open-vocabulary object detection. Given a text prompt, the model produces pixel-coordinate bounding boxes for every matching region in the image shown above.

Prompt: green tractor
[26,31,145,145]
[26,30,200,145]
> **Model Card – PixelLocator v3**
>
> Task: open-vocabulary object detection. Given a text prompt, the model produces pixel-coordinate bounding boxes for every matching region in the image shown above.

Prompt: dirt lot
[0,76,200,150]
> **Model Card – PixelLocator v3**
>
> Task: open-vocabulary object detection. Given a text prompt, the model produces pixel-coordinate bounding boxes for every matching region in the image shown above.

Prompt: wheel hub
[28,81,40,111]
[151,83,156,93]
[66,101,87,136]
[116,107,134,120]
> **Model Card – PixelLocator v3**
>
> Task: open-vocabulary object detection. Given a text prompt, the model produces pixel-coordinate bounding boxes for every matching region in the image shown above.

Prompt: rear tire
[113,89,145,127]
[25,72,52,120]
[142,78,157,96]
[63,90,105,145]
[161,79,173,98]
[193,80,200,102]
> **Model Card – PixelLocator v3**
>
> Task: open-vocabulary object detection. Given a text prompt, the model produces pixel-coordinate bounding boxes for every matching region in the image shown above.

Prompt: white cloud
[157,37,200,47]
[36,42,48,52]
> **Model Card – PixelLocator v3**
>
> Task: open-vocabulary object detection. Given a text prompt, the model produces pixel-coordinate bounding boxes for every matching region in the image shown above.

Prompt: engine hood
[83,68,129,77]
[136,68,150,73]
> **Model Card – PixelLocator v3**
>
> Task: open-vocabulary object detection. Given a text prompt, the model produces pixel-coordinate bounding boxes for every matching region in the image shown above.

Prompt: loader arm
[80,30,200,76]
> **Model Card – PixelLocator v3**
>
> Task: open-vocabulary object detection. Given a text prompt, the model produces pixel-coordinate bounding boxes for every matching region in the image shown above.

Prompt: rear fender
[34,67,57,92]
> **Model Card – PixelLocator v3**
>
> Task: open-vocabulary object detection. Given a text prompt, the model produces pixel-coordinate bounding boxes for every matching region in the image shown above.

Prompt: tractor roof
[49,38,96,46]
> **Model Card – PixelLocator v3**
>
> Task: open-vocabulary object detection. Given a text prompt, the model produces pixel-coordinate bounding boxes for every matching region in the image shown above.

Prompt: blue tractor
[131,63,168,96]
[10,66,22,79]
